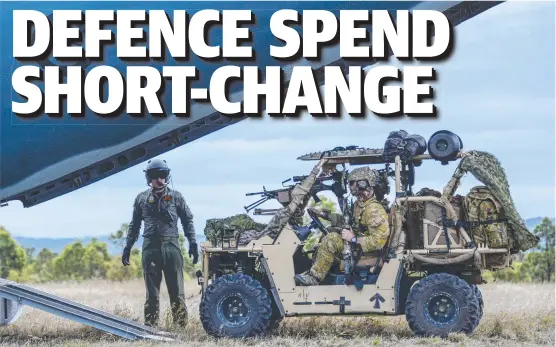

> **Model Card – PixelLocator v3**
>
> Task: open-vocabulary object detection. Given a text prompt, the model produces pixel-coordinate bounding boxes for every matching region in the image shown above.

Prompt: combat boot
[294,271,320,286]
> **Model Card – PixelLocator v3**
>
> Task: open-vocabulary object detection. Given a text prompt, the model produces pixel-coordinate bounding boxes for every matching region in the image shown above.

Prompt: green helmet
[144,158,171,185]
[347,167,378,187]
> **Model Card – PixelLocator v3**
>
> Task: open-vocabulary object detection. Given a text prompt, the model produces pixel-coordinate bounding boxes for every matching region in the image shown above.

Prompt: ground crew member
[122,159,198,327]
[294,166,390,286]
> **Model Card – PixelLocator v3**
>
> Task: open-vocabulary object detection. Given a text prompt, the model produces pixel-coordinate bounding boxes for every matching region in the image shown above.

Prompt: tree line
[0,201,553,284]
[483,217,555,283]
[0,223,199,283]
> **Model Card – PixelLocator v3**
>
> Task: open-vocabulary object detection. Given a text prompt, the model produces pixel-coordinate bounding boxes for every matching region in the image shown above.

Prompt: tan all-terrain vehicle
[195,130,538,338]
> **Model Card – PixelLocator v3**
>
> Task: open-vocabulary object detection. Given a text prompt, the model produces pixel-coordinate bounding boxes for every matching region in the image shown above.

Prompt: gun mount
[244,175,340,214]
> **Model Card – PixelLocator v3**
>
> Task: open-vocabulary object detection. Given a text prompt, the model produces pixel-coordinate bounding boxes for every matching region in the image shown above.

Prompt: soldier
[294,166,390,286]
[121,159,198,327]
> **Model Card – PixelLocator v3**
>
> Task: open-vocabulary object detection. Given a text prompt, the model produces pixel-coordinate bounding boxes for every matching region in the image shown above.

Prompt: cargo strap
[443,218,509,229]
[440,207,508,249]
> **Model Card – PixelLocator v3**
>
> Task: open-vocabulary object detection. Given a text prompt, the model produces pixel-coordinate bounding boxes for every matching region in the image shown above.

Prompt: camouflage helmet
[347,167,378,186]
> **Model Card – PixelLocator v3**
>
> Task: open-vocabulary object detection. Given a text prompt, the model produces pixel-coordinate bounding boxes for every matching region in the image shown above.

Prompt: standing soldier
[122,159,198,327]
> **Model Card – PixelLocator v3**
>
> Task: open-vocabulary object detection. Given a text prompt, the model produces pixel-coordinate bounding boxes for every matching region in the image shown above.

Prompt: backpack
[383,130,427,162]
[204,214,267,245]
[463,186,509,248]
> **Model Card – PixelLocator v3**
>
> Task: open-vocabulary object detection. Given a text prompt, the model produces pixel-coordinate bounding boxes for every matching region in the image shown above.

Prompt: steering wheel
[306,208,329,235]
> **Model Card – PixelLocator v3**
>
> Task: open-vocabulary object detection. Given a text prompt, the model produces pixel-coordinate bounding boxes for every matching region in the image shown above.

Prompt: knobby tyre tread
[199,273,273,338]
[405,273,481,337]
[472,284,484,320]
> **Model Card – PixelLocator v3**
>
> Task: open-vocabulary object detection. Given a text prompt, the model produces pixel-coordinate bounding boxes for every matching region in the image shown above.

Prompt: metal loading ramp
[0,279,176,341]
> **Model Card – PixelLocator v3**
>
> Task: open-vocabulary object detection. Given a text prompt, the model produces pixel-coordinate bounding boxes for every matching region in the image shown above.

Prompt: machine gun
[244,175,337,214]
[330,168,358,289]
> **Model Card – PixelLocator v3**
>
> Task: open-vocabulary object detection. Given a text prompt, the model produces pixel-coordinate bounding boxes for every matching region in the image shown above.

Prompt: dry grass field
[1,278,554,347]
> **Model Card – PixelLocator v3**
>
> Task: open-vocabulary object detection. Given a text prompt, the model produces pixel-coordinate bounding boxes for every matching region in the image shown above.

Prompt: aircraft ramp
[0,279,176,341]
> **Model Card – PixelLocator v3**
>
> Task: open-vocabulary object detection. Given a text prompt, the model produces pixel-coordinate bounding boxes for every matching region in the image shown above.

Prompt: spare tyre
[428,130,463,165]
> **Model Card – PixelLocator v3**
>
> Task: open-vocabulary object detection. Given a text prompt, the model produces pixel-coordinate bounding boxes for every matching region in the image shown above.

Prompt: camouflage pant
[309,232,345,280]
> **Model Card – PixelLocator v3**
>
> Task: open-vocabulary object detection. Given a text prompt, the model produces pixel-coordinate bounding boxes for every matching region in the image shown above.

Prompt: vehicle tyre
[405,273,480,337]
[199,273,273,338]
[267,295,284,334]
[472,284,484,320]
[267,316,283,334]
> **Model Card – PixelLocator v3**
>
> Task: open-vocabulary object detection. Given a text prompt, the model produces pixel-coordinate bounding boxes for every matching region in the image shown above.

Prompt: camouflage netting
[204,214,266,245]
[204,191,312,245]
[455,150,539,252]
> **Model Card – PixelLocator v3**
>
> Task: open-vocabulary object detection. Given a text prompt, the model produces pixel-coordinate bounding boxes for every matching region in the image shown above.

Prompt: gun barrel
[292,175,308,182]
[293,175,333,183]
[244,196,270,212]
[253,208,281,216]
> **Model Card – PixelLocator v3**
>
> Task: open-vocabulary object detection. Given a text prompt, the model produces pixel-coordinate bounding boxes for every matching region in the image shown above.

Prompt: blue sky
[0,1,554,242]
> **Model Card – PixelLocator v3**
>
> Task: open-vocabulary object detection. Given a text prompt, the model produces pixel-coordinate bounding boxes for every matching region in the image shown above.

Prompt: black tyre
[199,273,273,338]
[472,285,484,320]
[405,273,481,337]
[267,317,283,334]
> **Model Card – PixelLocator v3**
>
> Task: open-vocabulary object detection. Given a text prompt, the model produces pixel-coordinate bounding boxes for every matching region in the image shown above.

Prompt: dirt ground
[0,279,554,347]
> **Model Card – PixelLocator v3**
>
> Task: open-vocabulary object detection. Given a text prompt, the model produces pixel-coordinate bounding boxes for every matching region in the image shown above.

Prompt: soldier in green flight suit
[122,159,198,327]
[295,166,390,286]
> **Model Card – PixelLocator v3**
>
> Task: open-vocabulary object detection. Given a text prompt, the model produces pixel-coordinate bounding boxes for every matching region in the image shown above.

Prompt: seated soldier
[294,167,391,286]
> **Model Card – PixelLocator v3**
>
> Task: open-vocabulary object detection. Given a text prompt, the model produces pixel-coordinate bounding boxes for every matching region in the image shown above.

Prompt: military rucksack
[463,186,509,248]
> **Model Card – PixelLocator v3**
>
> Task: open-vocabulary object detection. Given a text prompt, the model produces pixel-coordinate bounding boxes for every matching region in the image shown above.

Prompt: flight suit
[309,196,390,280]
[125,187,196,327]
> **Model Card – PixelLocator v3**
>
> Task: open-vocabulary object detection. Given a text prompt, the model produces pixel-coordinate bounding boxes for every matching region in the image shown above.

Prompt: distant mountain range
[14,233,206,257]
[13,218,554,257]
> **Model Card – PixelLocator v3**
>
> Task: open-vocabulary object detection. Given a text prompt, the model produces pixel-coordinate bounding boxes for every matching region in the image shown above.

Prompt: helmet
[144,159,171,185]
[347,167,378,187]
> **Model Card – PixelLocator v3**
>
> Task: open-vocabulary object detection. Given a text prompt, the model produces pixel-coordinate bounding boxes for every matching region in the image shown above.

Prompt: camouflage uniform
[125,187,196,327]
[295,166,390,285]
[308,196,390,280]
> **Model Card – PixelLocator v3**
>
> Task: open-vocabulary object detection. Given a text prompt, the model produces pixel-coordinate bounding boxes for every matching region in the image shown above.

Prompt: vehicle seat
[339,252,383,273]
[321,252,383,286]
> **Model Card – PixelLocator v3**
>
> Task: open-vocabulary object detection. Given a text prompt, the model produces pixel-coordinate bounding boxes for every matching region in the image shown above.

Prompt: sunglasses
[349,180,369,189]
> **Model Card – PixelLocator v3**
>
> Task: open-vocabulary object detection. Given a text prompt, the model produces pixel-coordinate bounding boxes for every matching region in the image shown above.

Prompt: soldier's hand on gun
[122,247,131,266]
[309,207,331,220]
[189,243,199,264]
[341,228,355,242]
[308,207,323,217]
